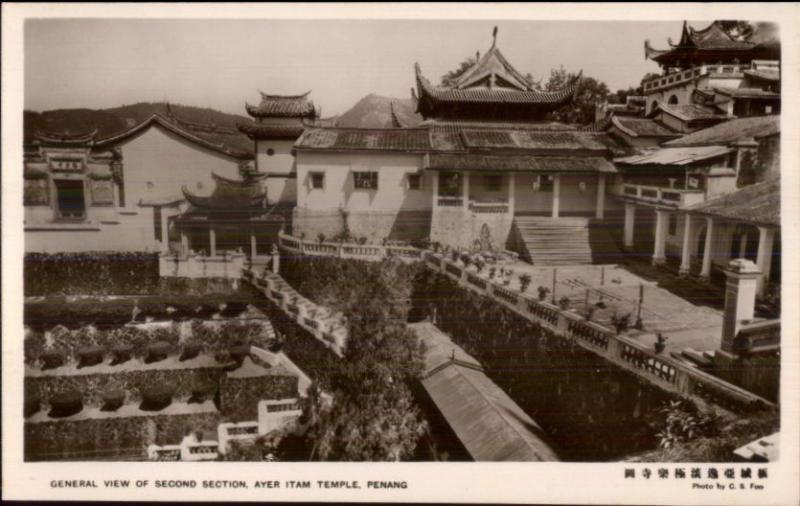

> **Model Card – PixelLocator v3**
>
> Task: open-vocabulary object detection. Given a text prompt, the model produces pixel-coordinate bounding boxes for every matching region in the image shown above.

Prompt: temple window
[53,179,87,220]
[353,171,378,190]
[310,172,325,190]
[668,95,679,105]
[407,173,423,190]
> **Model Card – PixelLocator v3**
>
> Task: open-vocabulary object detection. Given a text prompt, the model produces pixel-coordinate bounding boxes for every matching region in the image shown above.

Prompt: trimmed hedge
[49,390,83,418]
[140,385,176,412]
[25,252,160,296]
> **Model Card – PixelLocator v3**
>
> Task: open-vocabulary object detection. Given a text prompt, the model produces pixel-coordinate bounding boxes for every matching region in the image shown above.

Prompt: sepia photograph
[2,3,798,504]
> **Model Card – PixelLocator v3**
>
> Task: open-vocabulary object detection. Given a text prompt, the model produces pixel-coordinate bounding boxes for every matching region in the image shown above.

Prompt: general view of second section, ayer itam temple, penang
[22,21,781,463]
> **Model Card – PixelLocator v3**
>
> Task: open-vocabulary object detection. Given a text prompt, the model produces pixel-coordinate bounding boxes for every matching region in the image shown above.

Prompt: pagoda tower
[238,91,318,205]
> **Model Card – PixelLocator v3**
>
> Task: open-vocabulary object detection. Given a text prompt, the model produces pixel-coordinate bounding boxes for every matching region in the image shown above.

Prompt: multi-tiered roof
[414,31,579,122]
[238,91,318,140]
[644,21,779,70]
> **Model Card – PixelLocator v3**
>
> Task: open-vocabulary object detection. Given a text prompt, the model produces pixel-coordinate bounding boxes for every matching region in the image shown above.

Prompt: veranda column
[250,232,257,259]
[652,209,668,265]
[181,231,189,255]
[679,213,693,275]
[508,173,516,216]
[431,171,439,209]
[551,175,561,218]
[595,174,606,219]
[209,227,217,257]
[755,226,775,296]
[700,216,715,279]
[462,171,470,210]
[738,233,748,259]
[623,202,635,249]
[160,208,170,252]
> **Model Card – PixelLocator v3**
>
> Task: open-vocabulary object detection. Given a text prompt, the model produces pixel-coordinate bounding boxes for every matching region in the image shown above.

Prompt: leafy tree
[544,66,610,125]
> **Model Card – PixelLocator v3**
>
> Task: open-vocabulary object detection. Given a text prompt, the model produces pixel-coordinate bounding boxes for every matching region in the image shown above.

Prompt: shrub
[537,286,550,301]
[110,343,134,365]
[583,306,596,322]
[140,385,176,412]
[488,266,496,279]
[76,345,105,368]
[180,342,204,361]
[519,274,532,293]
[145,341,171,364]
[101,388,125,412]
[40,350,65,370]
[317,233,326,244]
[49,390,83,418]
[558,296,571,310]
[656,400,718,449]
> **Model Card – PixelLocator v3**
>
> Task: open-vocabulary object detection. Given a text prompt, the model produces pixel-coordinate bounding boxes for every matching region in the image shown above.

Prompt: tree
[304,259,428,461]
[544,66,610,125]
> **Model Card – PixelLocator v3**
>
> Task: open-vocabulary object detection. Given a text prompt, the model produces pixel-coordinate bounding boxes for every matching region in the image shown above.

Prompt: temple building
[292,31,622,262]
[642,20,780,116]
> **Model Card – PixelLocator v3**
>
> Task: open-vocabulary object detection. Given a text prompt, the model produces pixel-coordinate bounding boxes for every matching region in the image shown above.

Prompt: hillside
[335,94,422,128]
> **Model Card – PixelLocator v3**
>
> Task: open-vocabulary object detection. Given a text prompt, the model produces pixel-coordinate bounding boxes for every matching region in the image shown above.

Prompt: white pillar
[720,259,761,353]
[250,233,257,259]
[160,208,170,252]
[623,203,635,249]
[679,213,693,275]
[700,217,714,279]
[508,173,516,216]
[755,226,775,296]
[462,172,470,210]
[595,175,605,219]
[209,227,217,257]
[551,175,560,218]
[652,210,668,265]
[431,171,439,209]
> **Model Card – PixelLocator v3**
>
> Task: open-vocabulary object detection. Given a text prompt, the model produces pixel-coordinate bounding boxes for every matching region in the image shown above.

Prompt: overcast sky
[25,19,683,117]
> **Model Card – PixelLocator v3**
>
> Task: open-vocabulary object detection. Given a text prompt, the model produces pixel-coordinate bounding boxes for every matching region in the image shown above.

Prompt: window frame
[309,171,326,190]
[352,170,379,191]
[52,177,88,221]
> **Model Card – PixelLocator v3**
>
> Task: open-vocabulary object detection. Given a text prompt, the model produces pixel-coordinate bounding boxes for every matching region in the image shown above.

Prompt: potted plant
[474,258,485,274]
[519,274,532,293]
[488,266,497,279]
[537,286,550,302]
[655,333,668,354]
[584,306,596,322]
[317,233,326,244]
[503,270,513,286]
[610,312,632,335]
[558,296,571,310]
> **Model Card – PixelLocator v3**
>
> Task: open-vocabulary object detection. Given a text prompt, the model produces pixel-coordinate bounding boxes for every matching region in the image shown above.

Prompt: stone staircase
[512,217,621,265]
[513,217,592,265]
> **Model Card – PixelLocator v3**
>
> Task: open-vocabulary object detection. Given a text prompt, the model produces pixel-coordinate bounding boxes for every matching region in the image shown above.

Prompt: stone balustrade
[421,251,776,409]
[159,251,246,279]
[278,232,422,262]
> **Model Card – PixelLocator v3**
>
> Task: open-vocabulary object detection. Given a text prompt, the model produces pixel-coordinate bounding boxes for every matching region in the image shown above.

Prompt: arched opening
[729,224,759,263]
[668,94,679,105]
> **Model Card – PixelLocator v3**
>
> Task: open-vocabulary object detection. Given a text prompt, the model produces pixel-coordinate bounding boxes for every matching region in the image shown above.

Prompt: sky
[24,19,683,117]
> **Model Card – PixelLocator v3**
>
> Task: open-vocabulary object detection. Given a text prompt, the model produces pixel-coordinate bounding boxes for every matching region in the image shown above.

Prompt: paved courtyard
[493,261,725,354]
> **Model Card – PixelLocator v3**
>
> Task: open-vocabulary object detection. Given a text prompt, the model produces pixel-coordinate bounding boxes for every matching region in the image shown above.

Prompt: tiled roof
[713,87,781,99]
[95,114,252,159]
[33,128,99,145]
[181,171,266,209]
[245,90,317,119]
[458,129,610,151]
[611,117,680,138]
[664,115,780,147]
[237,121,306,140]
[417,63,577,105]
[427,154,616,173]
[615,145,732,166]
[687,178,779,227]
[645,21,779,63]
[744,69,780,82]
[451,46,534,91]
[687,21,754,50]
[412,322,559,462]
[295,127,431,152]
[652,102,728,122]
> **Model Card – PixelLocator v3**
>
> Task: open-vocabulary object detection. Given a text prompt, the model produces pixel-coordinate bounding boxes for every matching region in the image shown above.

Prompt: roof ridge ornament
[492,26,498,49]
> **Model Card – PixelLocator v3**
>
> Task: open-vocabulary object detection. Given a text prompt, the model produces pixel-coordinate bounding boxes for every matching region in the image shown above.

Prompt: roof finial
[492,26,498,48]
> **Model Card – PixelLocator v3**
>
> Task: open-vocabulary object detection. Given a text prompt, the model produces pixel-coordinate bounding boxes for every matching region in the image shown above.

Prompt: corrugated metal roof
[428,154,616,173]
[615,145,732,166]
[664,115,780,147]
[687,178,779,227]
[412,322,559,462]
